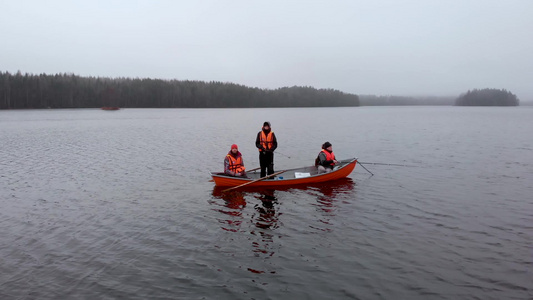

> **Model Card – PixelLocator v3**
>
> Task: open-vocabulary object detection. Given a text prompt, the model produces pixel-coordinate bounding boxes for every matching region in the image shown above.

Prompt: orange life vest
[316,149,336,167]
[226,154,245,173]
[259,131,275,152]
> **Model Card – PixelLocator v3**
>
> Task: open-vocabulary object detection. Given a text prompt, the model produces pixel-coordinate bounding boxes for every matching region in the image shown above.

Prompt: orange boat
[211,158,357,187]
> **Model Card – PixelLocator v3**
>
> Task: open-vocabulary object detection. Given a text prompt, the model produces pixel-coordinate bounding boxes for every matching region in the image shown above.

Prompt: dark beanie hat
[263,121,271,127]
[322,141,332,149]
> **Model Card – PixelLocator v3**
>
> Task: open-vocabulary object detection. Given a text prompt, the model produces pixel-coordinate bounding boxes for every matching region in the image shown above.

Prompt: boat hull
[211,158,357,187]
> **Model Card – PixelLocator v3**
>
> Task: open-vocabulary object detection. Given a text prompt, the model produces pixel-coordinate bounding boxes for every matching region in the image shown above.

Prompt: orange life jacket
[227,154,245,173]
[316,149,336,167]
[259,131,275,152]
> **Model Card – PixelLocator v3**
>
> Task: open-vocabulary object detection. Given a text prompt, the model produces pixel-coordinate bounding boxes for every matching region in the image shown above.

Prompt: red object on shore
[101,107,120,110]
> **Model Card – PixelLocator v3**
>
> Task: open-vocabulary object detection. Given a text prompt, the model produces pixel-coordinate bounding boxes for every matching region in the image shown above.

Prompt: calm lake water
[1,107,532,299]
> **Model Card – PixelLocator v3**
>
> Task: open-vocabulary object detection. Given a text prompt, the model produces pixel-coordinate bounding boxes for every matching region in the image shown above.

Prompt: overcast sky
[2,0,532,100]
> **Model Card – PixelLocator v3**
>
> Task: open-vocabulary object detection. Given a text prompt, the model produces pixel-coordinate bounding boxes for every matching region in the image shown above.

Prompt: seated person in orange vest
[315,141,338,174]
[224,144,246,177]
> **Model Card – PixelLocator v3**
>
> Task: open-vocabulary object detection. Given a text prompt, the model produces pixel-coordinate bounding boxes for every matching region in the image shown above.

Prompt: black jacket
[255,130,278,152]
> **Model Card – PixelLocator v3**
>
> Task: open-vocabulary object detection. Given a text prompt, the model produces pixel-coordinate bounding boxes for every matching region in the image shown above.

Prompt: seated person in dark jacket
[315,141,338,174]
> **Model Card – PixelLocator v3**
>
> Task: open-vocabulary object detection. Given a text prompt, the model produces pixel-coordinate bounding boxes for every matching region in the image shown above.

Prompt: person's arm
[238,156,245,176]
[255,132,263,150]
[224,156,235,176]
[270,133,278,152]
[318,152,328,166]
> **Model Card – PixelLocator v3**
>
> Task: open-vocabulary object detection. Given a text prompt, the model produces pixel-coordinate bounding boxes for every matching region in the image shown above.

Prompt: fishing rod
[358,162,417,167]
[357,161,374,176]
[275,151,291,159]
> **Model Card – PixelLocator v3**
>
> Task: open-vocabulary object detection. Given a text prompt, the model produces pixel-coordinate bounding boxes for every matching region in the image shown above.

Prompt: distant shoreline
[3,104,531,111]
[1,72,359,109]
[1,71,525,109]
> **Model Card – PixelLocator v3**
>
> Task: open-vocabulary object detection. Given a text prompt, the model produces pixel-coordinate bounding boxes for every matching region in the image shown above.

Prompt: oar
[357,161,374,176]
[210,167,260,182]
[222,170,287,193]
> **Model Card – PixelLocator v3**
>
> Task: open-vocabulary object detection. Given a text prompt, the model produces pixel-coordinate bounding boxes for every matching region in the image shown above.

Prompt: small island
[455,88,519,106]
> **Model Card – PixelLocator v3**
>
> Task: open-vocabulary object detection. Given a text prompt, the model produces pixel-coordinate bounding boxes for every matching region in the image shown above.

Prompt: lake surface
[1,107,532,299]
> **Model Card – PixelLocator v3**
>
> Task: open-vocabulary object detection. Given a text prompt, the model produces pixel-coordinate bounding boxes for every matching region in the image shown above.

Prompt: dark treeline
[359,95,454,106]
[0,71,359,109]
[455,88,519,106]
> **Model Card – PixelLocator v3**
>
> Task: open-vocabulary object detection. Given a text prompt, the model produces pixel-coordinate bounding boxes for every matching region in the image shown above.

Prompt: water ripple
[1,108,532,299]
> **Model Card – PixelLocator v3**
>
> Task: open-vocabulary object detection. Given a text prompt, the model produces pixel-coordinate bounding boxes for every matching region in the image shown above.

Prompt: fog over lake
[2,1,533,100]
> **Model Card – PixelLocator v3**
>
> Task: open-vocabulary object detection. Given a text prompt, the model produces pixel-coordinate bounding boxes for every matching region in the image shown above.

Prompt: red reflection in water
[210,178,356,274]
[211,189,247,232]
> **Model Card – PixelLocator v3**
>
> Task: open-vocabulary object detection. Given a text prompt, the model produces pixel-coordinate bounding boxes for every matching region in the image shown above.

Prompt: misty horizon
[5,70,529,105]
[1,1,532,101]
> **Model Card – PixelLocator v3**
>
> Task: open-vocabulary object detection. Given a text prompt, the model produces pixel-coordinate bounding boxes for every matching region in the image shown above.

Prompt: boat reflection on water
[211,187,280,274]
[305,177,356,231]
[300,177,355,195]
[210,177,356,273]
[250,189,279,261]
[211,177,355,198]
[252,189,278,230]
[211,187,280,233]
[210,188,247,232]
[307,177,356,210]
[211,177,356,233]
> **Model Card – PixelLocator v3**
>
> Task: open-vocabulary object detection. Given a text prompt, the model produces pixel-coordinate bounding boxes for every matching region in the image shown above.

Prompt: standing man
[255,121,278,177]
